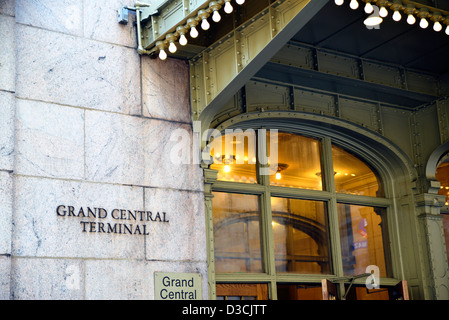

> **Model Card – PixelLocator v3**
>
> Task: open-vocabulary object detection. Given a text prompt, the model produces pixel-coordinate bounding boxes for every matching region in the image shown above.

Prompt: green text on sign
[154,272,202,300]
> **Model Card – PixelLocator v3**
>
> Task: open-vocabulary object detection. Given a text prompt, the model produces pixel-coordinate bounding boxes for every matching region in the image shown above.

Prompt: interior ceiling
[291,1,449,76]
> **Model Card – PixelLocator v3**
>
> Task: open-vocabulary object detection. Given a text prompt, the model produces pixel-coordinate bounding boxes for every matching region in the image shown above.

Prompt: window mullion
[322,137,344,281]
[257,129,277,299]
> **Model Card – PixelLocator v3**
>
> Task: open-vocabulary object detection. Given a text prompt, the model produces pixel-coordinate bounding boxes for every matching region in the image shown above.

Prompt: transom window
[209,130,393,300]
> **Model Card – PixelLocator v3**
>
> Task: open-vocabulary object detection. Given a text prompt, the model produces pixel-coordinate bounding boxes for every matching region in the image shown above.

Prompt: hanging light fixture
[364,1,374,14]
[364,5,383,27]
[403,5,417,25]
[198,10,210,30]
[236,0,245,5]
[209,1,222,23]
[390,1,402,21]
[156,41,168,60]
[224,0,233,13]
[431,13,443,32]
[165,33,177,53]
[379,6,388,17]
[176,26,189,46]
[187,18,199,38]
[418,8,430,28]
[335,0,344,6]
[349,0,359,10]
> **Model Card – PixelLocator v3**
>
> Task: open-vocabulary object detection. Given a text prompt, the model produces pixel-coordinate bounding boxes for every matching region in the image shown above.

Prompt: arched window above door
[208,126,395,300]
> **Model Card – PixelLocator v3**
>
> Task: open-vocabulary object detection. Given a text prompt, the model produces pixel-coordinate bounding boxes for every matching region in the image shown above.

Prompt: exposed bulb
[434,21,442,32]
[236,0,245,4]
[212,10,221,22]
[420,18,429,29]
[168,42,177,53]
[407,14,416,25]
[224,1,233,14]
[379,6,388,18]
[393,10,402,21]
[201,18,210,30]
[159,49,167,60]
[364,3,373,14]
[275,171,282,180]
[190,26,199,38]
[446,25,449,35]
[224,165,231,173]
[179,34,188,46]
[334,0,344,5]
[349,0,358,10]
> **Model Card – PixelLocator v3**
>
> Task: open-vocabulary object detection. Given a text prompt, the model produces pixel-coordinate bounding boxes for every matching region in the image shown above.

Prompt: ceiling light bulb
[179,34,188,46]
[379,6,388,18]
[212,10,221,22]
[393,10,402,21]
[224,165,231,173]
[349,0,358,10]
[168,42,177,53]
[275,171,282,180]
[335,0,344,5]
[434,21,443,32]
[159,49,167,60]
[236,0,245,4]
[364,3,373,14]
[407,14,416,25]
[420,18,429,29]
[190,26,199,38]
[446,25,449,35]
[224,1,233,14]
[201,18,210,30]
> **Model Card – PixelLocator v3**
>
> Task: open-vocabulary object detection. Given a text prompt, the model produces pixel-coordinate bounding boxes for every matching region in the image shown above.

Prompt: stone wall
[0,0,207,300]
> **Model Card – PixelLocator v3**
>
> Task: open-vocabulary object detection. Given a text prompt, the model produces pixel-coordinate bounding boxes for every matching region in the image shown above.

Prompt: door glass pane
[436,154,449,210]
[271,197,330,274]
[332,145,383,197]
[213,192,263,273]
[277,284,323,300]
[268,132,323,190]
[338,204,391,277]
[209,131,257,183]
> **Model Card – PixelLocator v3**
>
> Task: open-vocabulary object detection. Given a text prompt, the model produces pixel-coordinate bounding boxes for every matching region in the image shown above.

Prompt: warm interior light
[349,0,358,10]
[393,10,402,21]
[224,165,231,173]
[224,0,233,13]
[434,21,443,32]
[446,25,449,35]
[420,18,429,28]
[379,6,388,18]
[335,0,344,5]
[212,10,221,22]
[236,0,245,5]
[201,18,210,30]
[159,49,167,60]
[275,171,282,180]
[364,2,374,14]
[407,14,416,24]
[190,26,199,38]
[179,34,188,46]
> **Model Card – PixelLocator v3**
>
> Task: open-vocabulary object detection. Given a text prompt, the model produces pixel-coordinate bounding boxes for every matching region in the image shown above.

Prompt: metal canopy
[292,1,449,76]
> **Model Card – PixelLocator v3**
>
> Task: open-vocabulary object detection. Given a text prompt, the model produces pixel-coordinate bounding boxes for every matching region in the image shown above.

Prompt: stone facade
[0,0,207,299]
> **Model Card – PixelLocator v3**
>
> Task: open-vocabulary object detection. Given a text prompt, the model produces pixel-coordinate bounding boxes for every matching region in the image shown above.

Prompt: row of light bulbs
[156,0,245,60]
[335,0,449,35]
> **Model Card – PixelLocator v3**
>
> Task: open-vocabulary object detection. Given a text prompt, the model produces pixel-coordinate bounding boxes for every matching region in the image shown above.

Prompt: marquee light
[154,0,246,60]
[335,0,449,35]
